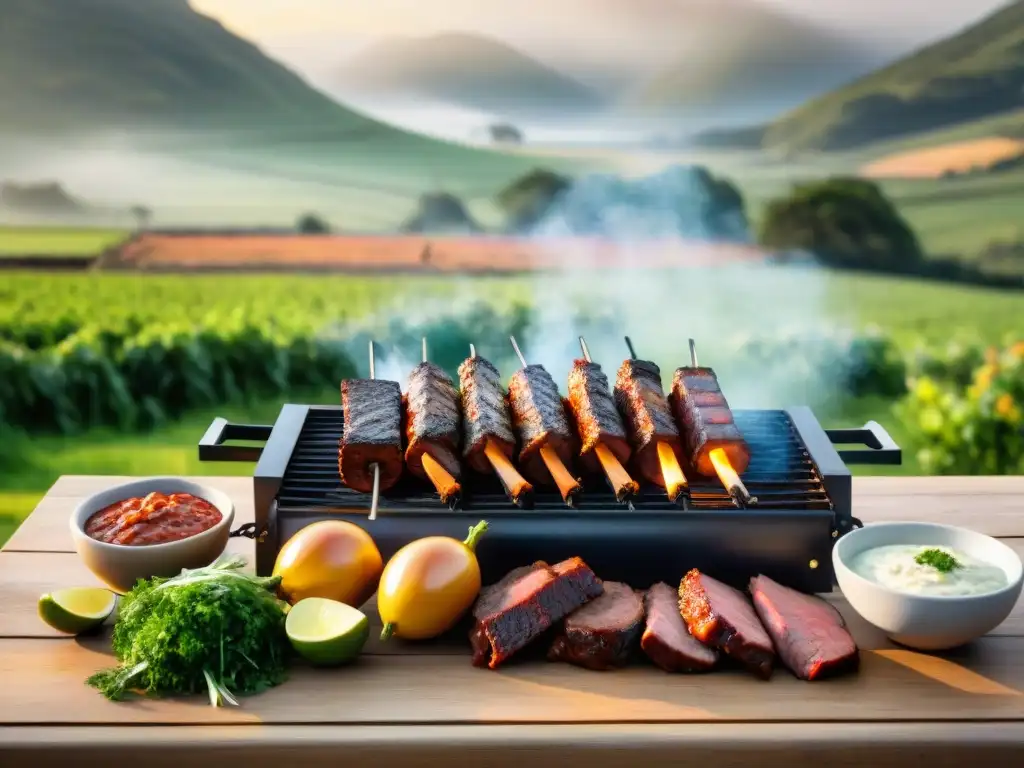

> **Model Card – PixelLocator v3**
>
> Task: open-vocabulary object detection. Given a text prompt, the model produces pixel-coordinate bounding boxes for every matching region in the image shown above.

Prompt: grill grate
[275,408,833,514]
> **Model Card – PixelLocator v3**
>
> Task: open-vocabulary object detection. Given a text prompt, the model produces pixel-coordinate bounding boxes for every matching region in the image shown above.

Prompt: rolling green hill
[334,33,602,116]
[626,5,876,118]
[696,0,1024,153]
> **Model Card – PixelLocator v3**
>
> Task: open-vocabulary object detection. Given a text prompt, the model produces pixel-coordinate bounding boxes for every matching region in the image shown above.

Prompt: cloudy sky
[191,0,1010,78]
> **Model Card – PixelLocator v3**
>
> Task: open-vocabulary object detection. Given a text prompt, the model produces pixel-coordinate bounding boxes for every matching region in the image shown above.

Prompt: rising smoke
[339,166,858,413]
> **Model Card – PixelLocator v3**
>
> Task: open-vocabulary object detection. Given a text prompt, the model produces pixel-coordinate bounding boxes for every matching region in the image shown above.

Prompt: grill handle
[826,421,902,466]
[198,417,273,463]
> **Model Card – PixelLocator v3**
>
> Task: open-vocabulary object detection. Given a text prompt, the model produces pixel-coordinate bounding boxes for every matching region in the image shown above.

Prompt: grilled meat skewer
[507,336,582,506]
[458,348,534,507]
[403,341,463,506]
[614,338,688,502]
[338,341,404,510]
[567,337,638,504]
[669,339,754,505]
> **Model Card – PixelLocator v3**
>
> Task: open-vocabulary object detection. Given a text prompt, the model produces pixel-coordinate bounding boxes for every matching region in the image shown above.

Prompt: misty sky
[192,0,1011,77]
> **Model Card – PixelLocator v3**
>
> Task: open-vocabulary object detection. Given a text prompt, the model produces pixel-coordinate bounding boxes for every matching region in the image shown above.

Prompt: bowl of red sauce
[70,477,235,593]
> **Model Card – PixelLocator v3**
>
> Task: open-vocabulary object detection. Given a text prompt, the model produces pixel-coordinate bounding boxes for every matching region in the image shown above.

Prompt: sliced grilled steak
[457,355,517,474]
[507,364,577,487]
[403,361,463,481]
[470,557,603,670]
[750,575,859,681]
[614,359,685,490]
[669,367,750,477]
[548,581,644,671]
[338,379,404,493]
[567,360,632,474]
[641,582,718,673]
[679,569,775,679]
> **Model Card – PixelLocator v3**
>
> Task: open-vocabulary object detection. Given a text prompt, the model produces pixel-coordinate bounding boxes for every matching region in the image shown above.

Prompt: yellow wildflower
[1010,341,1024,360]
[995,394,1021,425]
[974,364,997,392]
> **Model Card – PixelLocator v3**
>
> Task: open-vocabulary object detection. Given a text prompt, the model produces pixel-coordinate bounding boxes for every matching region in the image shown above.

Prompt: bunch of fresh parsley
[87,555,291,707]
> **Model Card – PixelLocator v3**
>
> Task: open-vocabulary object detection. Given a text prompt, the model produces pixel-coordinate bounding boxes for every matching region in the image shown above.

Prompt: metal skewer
[510,335,528,368]
[422,336,428,364]
[687,338,756,508]
[368,339,381,521]
[624,335,637,361]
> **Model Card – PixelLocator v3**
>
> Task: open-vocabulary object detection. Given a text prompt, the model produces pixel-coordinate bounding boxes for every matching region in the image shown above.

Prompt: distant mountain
[626,4,880,122]
[0,0,382,134]
[334,33,603,116]
[696,0,1024,152]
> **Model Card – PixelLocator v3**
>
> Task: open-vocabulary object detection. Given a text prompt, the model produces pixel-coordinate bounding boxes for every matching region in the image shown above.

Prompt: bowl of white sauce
[833,521,1022,650]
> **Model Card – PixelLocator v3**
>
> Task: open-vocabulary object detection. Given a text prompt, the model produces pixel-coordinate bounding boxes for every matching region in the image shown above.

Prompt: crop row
[0,302,910,435]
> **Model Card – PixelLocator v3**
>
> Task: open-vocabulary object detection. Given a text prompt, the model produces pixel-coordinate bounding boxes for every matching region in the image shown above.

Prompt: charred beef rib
[679,569,775,679]
[548,581,644,671]
[641,582,718,673]
[470,557,603,669]
[614,359,686,490]
[338,379,404,493]
[750,575,859,681]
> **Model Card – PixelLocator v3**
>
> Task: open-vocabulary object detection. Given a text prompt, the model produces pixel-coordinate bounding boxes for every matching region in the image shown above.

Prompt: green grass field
[0,226,129,257]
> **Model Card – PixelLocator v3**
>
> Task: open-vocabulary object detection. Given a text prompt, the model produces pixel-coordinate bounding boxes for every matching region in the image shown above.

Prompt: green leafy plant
[87,555,290,707]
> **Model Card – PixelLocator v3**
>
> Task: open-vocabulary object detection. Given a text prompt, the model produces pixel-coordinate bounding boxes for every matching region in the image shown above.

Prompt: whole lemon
[273,520,383,607]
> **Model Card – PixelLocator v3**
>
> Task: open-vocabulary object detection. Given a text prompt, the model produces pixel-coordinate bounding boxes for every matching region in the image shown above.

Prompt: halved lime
[286,597,369,666]
[38,587,116,635]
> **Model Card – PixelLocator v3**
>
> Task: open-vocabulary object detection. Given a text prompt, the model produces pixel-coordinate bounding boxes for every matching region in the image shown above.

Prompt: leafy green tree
[759,178,923,271]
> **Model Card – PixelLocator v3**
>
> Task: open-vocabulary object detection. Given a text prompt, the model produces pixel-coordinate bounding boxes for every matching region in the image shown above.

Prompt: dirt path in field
[104,234,769,272]
[860,137,1024,179]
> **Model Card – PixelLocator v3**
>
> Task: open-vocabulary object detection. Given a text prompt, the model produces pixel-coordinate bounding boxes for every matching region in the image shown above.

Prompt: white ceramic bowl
[834,521,1023,650]
[70,477,235,594]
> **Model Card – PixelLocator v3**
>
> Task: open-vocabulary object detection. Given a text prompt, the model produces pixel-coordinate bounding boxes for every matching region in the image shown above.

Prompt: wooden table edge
[2,722,1024,768]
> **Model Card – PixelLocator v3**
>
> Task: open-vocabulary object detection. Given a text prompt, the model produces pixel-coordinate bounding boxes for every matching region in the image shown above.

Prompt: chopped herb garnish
[915,548,961,573]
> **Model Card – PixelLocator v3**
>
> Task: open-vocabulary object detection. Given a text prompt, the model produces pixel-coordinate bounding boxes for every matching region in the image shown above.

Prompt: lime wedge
[38,587,116,635]
[286,597,369,666]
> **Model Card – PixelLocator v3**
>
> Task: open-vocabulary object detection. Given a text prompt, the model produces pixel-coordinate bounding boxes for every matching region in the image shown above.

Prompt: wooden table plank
[1,635,1022,726]
[2,473,1024,766]
[7,475,1024,554]
[3,723,1024,768]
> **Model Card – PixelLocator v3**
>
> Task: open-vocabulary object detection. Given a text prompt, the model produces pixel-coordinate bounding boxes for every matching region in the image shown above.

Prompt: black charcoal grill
[198,405,900,593]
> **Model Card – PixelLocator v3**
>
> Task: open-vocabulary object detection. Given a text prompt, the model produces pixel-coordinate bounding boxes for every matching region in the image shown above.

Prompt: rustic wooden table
[2,475,1024,767]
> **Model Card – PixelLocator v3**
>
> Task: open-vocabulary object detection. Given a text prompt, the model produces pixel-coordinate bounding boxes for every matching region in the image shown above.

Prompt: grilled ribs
[457,355,517,474]
[679,569,775,679]
[338,379,404,493]
[403,362,463,483]
[750,575,859,681]
[669,366,750,477]
[470,557,603,670]
[506,364,577,487]
[548,581,645,671]
[566,360,632,473]
[614,359,686,490]
[641,582,718,673]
